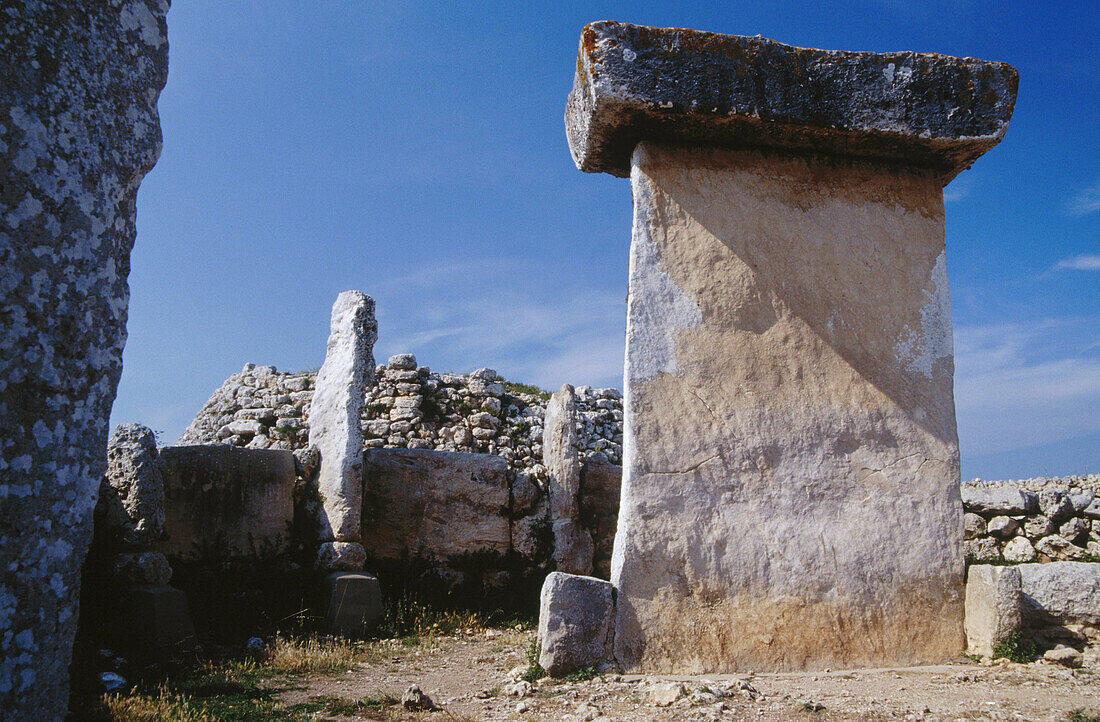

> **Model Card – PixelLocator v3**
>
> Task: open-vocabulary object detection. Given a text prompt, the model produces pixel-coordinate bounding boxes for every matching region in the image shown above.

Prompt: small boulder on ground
[402,684,437,711]
[537,572,614,677]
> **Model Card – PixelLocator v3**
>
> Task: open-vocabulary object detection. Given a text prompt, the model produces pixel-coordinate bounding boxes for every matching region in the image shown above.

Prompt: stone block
[611,140,968,672]
[118,586,197,659]
[362,449,511,559]
[962,486,1036,515]
[566,21,1017,179]
[157,445,295,560]
[964,565,1022,658]
[1017,562,1100,627]
[323,572,383,638]
[102,424,166,548]
[537,573,614,676]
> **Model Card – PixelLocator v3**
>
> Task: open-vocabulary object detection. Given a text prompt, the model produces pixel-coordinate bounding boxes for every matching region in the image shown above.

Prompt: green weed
[991,631,1037,663]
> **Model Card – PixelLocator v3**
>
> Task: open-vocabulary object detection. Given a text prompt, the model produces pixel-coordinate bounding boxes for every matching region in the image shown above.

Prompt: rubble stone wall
[178,363,1096,572]
[962,476,1100,564]
[179,355,625,477]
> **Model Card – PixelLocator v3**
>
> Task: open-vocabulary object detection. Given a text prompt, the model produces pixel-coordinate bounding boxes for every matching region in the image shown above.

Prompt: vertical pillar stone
[0,3,168,718]
[565,21,1017,673]
[309,290,377,569]
[543,384,594,574]
[964,565,1023,659]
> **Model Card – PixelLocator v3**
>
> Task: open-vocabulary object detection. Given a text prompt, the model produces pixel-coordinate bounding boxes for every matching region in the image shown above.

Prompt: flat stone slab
[567,21,1017,179]
[961,486,1037,514]
[964,565,1022,658]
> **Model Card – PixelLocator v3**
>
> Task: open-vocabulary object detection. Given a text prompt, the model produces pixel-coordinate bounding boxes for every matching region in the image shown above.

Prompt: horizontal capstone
[566,21,1017,180]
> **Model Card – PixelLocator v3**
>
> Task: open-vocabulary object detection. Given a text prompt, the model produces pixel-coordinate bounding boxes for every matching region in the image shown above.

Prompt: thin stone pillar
[309,290,377,569]
[565,21,1017,673]
[543,384,594,575]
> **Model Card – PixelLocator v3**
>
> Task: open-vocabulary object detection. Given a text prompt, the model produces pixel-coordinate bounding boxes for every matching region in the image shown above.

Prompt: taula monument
[540,21,1017,674]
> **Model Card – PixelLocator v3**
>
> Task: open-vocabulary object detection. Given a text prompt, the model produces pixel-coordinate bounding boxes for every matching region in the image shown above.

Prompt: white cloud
[1054,254,1100,272]
[1066,183,1100,216]
[942,174,973,203]
[373,260,627,390]
[954,321,1100,457]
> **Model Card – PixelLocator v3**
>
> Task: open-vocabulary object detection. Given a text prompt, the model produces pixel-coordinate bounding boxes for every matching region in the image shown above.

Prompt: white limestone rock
[537,572,614,676]
[962,486,1036,515]
[612,141,967,672]
[964,565,1022,659]
[1002,536,1037,563]
[963,513,987,540]
[316,541,367,572]
[1017,562,1100,626]
[544,385,593,575]
[102,424,166,548]
[309,291,377,548]
[986,516,1019,539]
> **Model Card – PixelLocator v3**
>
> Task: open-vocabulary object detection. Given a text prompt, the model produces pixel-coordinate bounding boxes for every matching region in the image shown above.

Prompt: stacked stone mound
[178,363,314,449]
[963,479,1100,564]
[179,355,625,476]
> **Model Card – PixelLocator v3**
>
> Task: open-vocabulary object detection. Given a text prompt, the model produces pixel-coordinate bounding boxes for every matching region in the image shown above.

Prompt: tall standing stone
[543,384,594,574]
[566,21,1017,673]
[309,291,377,567]
[0,2,169,717]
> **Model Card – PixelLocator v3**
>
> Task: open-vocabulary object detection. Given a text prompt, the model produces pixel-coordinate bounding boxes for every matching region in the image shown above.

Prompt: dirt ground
[280,628,1100,721]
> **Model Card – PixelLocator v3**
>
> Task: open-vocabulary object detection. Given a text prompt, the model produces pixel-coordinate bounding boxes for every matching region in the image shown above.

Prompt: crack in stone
[857,452,924,482]
[647,453,721,477]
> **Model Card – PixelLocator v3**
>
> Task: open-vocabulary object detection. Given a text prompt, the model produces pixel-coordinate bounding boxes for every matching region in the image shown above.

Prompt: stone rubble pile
[178,355,625,477]
[965,474,1100,494]
[178,364,314,450]
[962,482,1100,563]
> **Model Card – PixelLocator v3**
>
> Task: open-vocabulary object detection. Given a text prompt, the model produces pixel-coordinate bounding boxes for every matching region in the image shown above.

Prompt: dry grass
[98,685,217,721]
[264,634,364,674]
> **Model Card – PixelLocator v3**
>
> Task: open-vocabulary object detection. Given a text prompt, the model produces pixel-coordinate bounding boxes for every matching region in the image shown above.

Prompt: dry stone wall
[962,476,1100,564]
[179,354,625,478]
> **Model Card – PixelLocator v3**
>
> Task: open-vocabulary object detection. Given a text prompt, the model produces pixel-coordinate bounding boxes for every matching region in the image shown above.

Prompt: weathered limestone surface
[610,142,968,672]
[0,3,168,717]
[1018,562,1100,627]
[567,21,1018,180]
[361,448,512,559]
[102,424,166,548]
[157,445,295,561]
[544,385,594,574]
[964,565,1023,658]
[579,457,622,579]
[309,291,377,553]
[565,22,1016,674]
[538,572,615,676]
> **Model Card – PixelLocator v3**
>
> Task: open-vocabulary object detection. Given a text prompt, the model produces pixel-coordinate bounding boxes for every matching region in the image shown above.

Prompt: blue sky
[111,1,1099,481]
